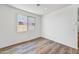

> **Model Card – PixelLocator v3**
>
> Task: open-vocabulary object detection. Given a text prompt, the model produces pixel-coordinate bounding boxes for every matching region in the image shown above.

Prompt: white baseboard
[41,34,78,49]
[0,34,41,48]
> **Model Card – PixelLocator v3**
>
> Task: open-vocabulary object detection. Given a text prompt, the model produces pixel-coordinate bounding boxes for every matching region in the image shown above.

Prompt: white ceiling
[9,4,71,15]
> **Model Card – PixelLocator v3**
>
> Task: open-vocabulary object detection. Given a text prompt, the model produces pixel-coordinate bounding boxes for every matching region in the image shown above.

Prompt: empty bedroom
[0,4,79,54]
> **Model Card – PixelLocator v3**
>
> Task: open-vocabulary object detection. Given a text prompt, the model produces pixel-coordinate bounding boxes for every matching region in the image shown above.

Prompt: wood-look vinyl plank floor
[0,37,79,54]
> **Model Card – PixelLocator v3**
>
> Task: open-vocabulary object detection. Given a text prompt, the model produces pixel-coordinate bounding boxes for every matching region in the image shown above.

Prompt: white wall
[0,5,41,48]
[41,5,78,49]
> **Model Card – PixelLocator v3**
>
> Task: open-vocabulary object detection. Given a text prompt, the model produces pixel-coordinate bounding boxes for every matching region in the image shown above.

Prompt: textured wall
[0,5,41,48]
